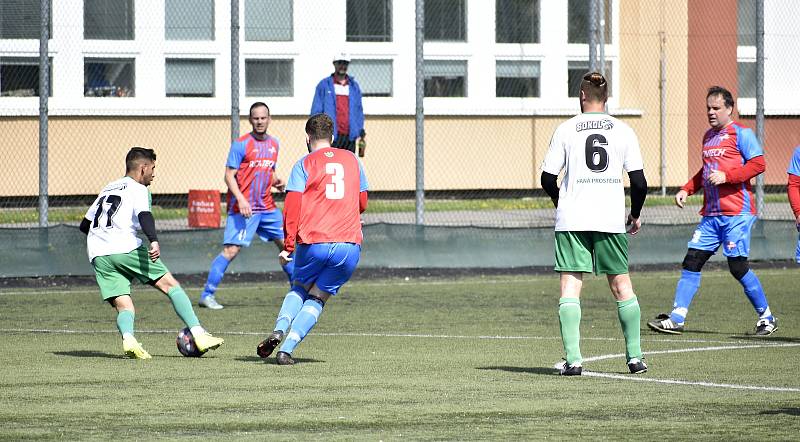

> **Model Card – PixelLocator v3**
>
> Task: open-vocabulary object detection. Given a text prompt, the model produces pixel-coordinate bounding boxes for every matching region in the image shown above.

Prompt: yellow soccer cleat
[122,336,152,360]
[193,332,224,353]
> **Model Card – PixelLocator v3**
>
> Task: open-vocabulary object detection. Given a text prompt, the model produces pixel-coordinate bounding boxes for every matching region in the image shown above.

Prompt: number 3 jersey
[286,147,369,245]
[84,176,151,261]
[541,112,644,233]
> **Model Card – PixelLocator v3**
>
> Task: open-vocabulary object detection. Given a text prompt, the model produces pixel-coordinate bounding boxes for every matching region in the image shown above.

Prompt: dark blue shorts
[291,243,361,296]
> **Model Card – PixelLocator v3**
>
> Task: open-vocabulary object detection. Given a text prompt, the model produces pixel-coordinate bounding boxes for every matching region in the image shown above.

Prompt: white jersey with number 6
[541,112,644,233]
[84,176,151,261]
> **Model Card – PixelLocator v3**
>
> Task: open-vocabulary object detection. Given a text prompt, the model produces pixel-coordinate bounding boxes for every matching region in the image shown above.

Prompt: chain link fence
[1,0,799,276]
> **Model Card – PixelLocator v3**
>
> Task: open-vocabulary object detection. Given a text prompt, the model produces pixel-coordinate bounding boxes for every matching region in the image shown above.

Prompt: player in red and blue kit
[648,86,777,336]
[256,113,368,365]
[785,145,800,263]
[199,102,294,310]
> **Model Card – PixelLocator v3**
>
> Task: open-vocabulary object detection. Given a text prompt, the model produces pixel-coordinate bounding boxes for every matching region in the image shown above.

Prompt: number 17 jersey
[84,176,151,262]
[286,147,369,245]
[541,113,644,233]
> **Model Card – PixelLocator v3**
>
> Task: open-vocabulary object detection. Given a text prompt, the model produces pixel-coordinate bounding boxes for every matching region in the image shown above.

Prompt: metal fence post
[38,0,49,227]
[231,0,240,142]
[660,31,667,196]
[589,0,598,72]
[755,0,765,216]
[415,0,425,225]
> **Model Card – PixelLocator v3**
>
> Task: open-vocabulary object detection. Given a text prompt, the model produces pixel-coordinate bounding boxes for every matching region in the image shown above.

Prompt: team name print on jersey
[575,119,614,132]
[248,159,275,168]
[703,148,726,158]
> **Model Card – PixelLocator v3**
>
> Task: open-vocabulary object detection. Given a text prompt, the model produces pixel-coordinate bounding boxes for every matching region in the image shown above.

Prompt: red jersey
[225,133,280,213]
[683,122,764,216]
[285,148,368,246]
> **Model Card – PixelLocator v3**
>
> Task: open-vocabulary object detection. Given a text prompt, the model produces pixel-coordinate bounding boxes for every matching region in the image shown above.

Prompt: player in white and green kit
[80,147,224,359]
[540,72,649,376]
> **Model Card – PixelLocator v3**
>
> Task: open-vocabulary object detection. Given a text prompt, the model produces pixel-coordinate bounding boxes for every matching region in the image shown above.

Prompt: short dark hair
[305,113,334,142]
[580,72,608,103]
[249,101,270,117]
[125,147,156,172]
[706,86,734,108]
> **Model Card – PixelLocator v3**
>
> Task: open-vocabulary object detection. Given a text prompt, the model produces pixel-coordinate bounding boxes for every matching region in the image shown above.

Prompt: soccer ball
[176,327,205,357]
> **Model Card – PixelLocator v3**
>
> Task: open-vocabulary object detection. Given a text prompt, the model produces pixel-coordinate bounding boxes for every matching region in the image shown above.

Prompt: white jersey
[84,176,151,261]
[541,112,644,233]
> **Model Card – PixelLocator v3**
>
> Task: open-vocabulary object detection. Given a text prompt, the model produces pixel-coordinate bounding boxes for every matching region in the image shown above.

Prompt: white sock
[190,326,206,336]
[122,333,134,341]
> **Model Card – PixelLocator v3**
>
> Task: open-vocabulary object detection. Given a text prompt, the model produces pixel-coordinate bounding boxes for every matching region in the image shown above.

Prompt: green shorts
[92,245,169,300]
[554,231,629,275]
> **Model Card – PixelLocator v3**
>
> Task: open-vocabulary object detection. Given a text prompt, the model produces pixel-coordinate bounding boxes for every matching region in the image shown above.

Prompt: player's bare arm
[272,176,286,192]
[224,167,252,217]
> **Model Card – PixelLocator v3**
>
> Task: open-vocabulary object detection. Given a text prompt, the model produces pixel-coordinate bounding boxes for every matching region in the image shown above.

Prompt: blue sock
[281,258,295,285]
[739,270,773,320]
[274,290,305,333]
[201,253,230,299]
[670,270,701,324]
[280,298,324,355]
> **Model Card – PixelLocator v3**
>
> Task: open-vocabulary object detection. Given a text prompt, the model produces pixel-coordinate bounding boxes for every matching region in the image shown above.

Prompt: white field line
[583,371,800,392]
[580,343,800,393]
[2,328,798,392]
[1,268,793,296]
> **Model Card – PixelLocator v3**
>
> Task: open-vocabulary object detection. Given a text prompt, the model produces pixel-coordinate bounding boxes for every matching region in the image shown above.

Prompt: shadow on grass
[234,356,325,365]
[760,408,800,416]
[53,350,119,359]
[476,366,557,376]
[729,335,800,343]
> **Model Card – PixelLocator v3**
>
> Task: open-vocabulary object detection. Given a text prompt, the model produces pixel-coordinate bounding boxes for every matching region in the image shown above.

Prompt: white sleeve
[623,127,645,172]
[84,195,101,222]
[541,127,566,175]
[131,185,151,216]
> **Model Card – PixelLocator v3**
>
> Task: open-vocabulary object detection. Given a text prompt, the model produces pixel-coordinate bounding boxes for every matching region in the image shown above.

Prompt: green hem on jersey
[554,231,629,275]
[92,245,169,300]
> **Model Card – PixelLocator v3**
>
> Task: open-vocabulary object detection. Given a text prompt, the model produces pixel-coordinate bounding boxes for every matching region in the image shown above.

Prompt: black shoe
[556,359,582,376]
[256,330,285,359]
[276,351,295,366]
[627,357,648,374]
[754,317,778,336]
[647,313,685,334]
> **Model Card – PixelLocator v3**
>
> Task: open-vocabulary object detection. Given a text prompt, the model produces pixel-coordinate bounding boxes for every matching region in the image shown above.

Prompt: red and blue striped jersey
[226,133,280,213]
[699,122,763,216]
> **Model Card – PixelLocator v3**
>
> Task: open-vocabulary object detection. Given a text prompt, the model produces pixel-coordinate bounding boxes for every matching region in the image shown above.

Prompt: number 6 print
[584,134,609,173]
[325,162,345,199]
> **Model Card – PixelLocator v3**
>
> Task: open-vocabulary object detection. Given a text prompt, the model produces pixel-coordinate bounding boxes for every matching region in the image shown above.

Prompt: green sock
[617,296,643,360]
[558,297,582,365]
[167,286,201,328]
[116,309,135,337]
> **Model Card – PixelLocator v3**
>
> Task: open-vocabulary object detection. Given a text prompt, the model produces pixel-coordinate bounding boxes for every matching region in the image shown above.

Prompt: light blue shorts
[291,243,361,296]
[687,215,757,257]
[223,210,284,246]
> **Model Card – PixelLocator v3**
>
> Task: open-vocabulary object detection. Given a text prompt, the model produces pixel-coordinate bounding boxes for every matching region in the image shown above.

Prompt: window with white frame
[496,0,539,44]
[568,60,612,97]
[0,0,51,39]
[166,59,214,97]
[165,0,214,40]
[245,59,293,97]
[347,0,392,42]
[424,60,467,97]
[245,0,293,41]
[84,58,135,97]
[496,60,540,97]
[568,0,612,44]
[0,57,51,97]
[737,0,756,100]
[738,61,756,99]
[425,0,466,42]
[349,59,393,97]
[84,0,134,40]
